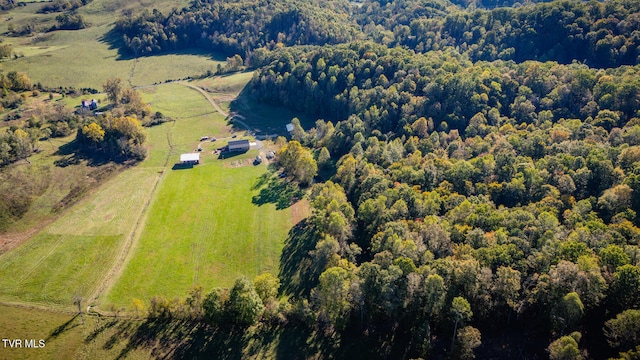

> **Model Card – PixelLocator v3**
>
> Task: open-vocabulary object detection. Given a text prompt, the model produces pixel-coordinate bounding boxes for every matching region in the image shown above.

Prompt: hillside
[0,0,639,359]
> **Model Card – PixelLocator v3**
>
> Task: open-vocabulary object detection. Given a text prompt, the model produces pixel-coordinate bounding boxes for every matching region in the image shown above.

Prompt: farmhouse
[180,153,200,165]
[227,139,250,152]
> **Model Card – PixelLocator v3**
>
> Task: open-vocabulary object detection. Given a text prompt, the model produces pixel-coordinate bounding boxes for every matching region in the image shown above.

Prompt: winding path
[179,82,229,117]
[178,82,256,135]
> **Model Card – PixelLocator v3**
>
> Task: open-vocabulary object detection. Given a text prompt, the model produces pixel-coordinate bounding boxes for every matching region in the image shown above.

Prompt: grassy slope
[105,84,292,308]
[194,71,256,94]
[0,61,298,313]
[0,0,310,355]
[0,109,126,239]
[0,83,211,306]
[0,302,316,360]
[0,136,75,234]
[1,25,222,89]
[0,304,151,360]
[0,0,219,89]
[106,155,291,307]
[0,166,159,306]
[192,71,317,135]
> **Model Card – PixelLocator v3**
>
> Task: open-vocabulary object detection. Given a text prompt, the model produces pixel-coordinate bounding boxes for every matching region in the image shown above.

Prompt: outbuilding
[227,139,250,152]
[180,153,200,165]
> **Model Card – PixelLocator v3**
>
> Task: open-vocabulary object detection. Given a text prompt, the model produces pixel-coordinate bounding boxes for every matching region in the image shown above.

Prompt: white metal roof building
[180,153,200,164]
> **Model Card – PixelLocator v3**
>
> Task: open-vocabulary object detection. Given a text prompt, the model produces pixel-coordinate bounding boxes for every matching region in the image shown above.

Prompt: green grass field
[105,154,292,308]
[0,83,223,307]
[0,302,316,360]
[0,304,152,360]
[194,71,256,95]
[0,166,160,306]
[0,0,219,89]
[191,71,317,135]
[104,83,294,308]
[0,131,125,237]
[0,82,301,312]
[0,0,309,357]
[2,26,223,89]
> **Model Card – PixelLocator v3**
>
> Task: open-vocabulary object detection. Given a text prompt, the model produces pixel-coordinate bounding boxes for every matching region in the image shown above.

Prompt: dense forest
[237,42,640,359]
[355,0,640,67]
[113,0,640,68]
[113,0,359,57]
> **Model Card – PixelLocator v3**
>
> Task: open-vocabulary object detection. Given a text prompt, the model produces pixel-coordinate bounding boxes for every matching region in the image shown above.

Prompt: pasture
[0,304,151,360]
[0,133,123,246]
[194,71,256,95]
[105,153,293,307]
[105,84,294,308]
[0,0,311,357]
[0,81,301,311]
[0,302,318,360]
[2,26,223,89]
[191,71,316,135]
[0,83,226,307]
[0,0,220,89]
[0,166,160,306]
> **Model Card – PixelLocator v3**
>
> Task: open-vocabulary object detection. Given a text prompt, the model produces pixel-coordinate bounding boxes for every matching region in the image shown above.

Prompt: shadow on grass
[84,318,119,344]
[53,139,118,168]
[46,314,80,341]
[251,171,272,191]
[252,175,304,210]
[218,150,248,159]
[98,315,345,360]
[99,27,227,62]
[106,319,267,360]
[171,163,195,170]
[228,91,317,135]
[278,219,320,298]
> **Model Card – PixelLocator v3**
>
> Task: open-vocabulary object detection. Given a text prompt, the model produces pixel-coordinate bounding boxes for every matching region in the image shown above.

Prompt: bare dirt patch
[0,220,52,255]
[212,94,235,103]
[222,157,254,168]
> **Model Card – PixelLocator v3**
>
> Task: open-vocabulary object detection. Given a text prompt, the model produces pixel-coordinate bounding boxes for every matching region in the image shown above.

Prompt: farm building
[227,139,250,152]
[180,153,200,165]
[81,99,98,111]
[286,123,294,133]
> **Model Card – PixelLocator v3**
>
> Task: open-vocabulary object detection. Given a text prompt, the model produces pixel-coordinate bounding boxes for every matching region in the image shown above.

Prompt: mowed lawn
[105,154,293,307]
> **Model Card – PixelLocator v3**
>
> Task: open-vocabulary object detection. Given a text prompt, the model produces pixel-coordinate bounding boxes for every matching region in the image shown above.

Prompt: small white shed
[180,153,200,165]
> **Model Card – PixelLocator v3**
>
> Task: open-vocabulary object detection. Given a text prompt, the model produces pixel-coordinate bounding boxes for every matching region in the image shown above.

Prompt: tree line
[249,42,640,144]
[112,0,640,68]
[37,0,92,14]
[113,0,358,58]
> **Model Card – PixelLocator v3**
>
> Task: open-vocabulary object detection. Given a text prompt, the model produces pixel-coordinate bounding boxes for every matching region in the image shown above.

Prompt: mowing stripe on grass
[104,153,293,308]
